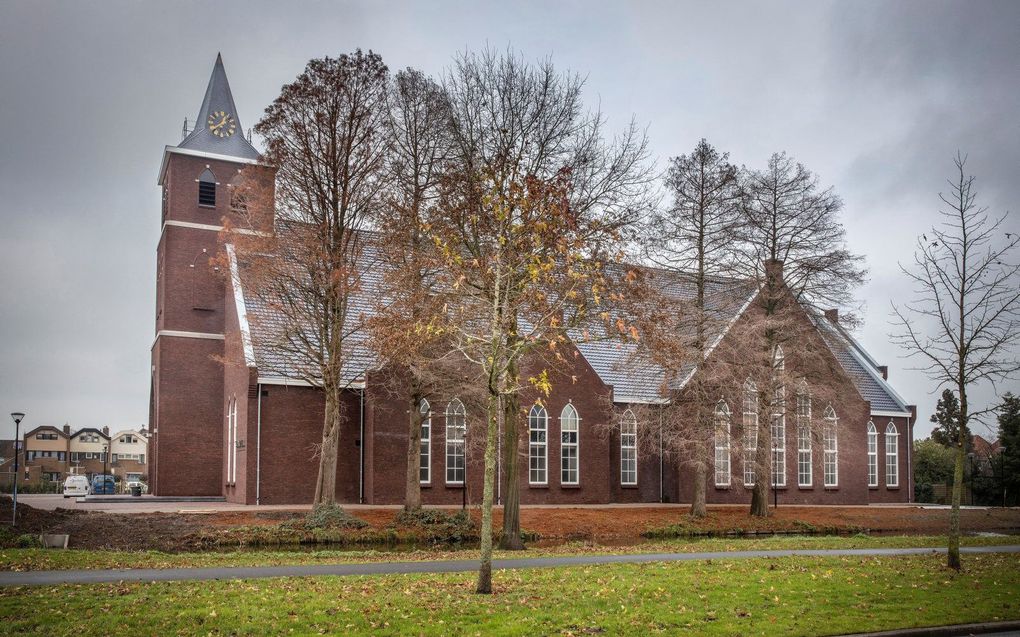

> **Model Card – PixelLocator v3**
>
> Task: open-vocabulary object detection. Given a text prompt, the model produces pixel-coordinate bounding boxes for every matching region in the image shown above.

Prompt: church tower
[149,55,263,496]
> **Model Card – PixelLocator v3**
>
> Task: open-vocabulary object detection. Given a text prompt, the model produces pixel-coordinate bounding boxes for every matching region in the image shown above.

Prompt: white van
[62,475,90,498]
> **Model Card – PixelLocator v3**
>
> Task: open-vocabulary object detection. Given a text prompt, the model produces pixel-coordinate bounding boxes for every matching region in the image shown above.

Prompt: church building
[149,56,917,506]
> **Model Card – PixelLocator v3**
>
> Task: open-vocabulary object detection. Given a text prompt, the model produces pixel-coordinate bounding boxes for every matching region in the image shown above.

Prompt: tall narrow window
[823,406,838,487]
[226,397,237,484]
[419,399,431,484]
[885,422,899,487]
[620,409,638,485]
[771,347,786,487]
[445,399,466,485]
[198,168,216,207]
[797,384,812,487]
[528,405,549,484]
[867,421,878,487]
[560,403,579,485]
[743,379,758,487]
[714,400,731,487]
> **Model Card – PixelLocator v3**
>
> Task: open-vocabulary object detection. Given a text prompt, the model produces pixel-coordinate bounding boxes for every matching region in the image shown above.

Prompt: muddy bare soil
[3,497,1018,551]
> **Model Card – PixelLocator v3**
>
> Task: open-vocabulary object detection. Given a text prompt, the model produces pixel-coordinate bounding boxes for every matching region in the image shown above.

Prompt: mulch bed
[2,496,1017,551]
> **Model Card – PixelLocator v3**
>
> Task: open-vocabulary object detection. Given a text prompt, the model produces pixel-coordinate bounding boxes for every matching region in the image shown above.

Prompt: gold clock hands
[210,115,229,131]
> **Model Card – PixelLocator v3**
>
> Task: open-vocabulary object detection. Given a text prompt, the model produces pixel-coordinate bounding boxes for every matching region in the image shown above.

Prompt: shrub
[304,504,368,530]
[393,508,477,543]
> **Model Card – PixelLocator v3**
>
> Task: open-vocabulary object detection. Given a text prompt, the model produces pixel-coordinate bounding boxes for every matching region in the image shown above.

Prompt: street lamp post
[103,444,110,493]
[10,413,24,525]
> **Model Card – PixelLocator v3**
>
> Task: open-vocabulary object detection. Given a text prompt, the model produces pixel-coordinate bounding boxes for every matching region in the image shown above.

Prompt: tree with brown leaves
[430,49,653,593]
[228,51,391,506]
[642,138,743,517]
[893,153,1020,570]
[370,68,458,511]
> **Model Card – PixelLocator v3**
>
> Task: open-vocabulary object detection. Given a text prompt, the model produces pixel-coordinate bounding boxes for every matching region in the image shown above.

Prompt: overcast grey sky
[1,0,1017,441]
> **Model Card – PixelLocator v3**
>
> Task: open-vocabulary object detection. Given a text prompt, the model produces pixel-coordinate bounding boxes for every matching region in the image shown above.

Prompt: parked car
[91,474,116,495]
[62,475,90,498]
[125,480,148,495]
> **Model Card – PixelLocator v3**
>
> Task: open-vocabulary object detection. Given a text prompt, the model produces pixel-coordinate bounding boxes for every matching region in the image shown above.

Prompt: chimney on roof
[62,424,71,435]
[102,426,109,436]
[878,365,888,380]
[824,308,839,324]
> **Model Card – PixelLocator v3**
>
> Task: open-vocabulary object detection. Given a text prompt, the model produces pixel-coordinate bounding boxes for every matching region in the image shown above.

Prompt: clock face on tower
[207,110,237,138]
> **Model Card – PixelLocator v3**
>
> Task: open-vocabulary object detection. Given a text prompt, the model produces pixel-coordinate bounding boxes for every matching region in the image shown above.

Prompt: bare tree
[227,51,391,506]
[642,139,742,517]
[737,152,866,516]
[892,153,1020,570]
[431,48,652,593]
[370,68,456,511]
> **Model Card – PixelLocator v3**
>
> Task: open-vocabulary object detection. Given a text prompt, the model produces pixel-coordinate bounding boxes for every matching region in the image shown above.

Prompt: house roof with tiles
[228,230,910,412]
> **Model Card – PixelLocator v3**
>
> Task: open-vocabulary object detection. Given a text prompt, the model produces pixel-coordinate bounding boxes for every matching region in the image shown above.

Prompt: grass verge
[0,553,1017,635]
[0,533,1015,572]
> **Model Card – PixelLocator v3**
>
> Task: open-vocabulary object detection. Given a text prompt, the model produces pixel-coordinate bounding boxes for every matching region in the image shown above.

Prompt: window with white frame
[771,347,786,487]
[823,406,838,487]
[867,421,878,487]
[529,405,548,485]
[885,422,899,487]
[620,410,638,485]
[445,399,466,484]
[743,379,758,487]
[560,403,579,485]
[225,397,232,483]
[796,385,812,487]
[714,400,731,487]
[227,396,238,484]
[419,399,431,484]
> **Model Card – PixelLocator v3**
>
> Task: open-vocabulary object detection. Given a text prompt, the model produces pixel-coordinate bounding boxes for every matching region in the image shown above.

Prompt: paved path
[2,545,1018,587]
[19,494,998,514]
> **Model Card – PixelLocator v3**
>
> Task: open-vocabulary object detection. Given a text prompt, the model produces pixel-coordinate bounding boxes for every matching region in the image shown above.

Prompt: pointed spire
[178,54,259,160]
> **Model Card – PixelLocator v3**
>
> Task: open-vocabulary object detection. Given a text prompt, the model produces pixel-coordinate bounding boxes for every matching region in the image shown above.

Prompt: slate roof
[811,312,911,414]
[231,230,909,413]
[574,269,758,404]
[178,54,260,161]
[234,225,383,385]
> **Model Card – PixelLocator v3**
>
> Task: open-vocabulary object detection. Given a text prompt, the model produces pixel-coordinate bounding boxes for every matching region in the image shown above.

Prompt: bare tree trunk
[477,389,501,594]
[750,424,770,517]
[948,385,968,570]
[690,451,707,517]
[404,386,424,511]
[313,388,342,505]
[499,370,525,550]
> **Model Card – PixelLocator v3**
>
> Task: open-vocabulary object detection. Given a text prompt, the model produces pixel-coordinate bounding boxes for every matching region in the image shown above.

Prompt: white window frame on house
[560,403,580,485]
[529,405,549,485]
[445,398,466,485]
[620,409,638,486]
[227,396,238,484]
[796,384,812,487]
[867,421,878,487]
[419,399,431,485]
[743,379,758,487]
[823,405,839,487]
[714,400,731,487]
[885,421,899,487]
[771,347,786,488]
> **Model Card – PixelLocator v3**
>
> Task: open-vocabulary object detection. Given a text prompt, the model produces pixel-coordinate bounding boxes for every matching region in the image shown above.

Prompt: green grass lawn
[0,553,1017,636]
[0,533,1016,572]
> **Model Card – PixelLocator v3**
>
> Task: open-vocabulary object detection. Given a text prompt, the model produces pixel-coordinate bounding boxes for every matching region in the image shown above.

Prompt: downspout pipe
[255,383,262,506]
[359,387,365,504]
[659,407,664,503]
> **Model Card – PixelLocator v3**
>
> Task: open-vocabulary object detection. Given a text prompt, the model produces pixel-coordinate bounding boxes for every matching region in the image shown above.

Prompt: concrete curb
[837,620,1020,636]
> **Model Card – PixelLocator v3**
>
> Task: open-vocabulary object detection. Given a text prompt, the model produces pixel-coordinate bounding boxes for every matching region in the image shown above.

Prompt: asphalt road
[2,544,1018,587]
